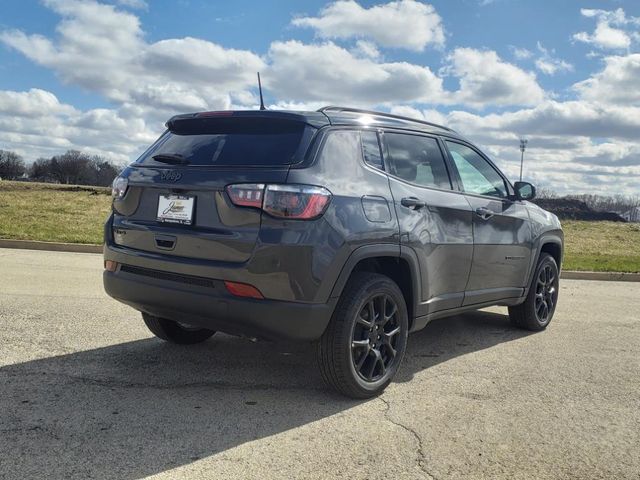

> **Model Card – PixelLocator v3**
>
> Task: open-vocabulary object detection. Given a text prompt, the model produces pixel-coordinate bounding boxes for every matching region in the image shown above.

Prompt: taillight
[226,183,264,208]
[225,184,331,220]
[263,185,331,219]
[111,176,128,199]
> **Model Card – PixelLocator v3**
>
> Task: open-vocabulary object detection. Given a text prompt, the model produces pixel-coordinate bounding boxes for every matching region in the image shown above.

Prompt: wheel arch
[540,241,562,269]
[330,244,421,328]
[524,231,563,295]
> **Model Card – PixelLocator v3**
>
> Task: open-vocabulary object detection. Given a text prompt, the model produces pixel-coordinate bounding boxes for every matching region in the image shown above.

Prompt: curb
[0,239,102,254]
[561,270,640,282]
[1,239,639,282]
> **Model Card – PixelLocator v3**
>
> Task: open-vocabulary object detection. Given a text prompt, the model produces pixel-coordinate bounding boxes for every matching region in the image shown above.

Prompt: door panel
[464,196,531,304]
[443,140,532,305]
[383,132,473,314]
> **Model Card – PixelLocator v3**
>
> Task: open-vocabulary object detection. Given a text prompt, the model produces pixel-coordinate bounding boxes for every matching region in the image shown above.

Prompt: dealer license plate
[157,195,194,225]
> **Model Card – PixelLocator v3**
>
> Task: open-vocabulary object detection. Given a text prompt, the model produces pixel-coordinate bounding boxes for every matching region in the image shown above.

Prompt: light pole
[519,139,528,182]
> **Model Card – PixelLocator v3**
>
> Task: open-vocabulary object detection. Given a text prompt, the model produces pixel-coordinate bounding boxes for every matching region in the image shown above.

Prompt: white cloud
[443,48,545,107]
[116,0,148,9]
[0,0,638,196]
[0,88,158,164]
[352,40,381,59]
[574,53,640,106]
[573,8,639,50]
[0,89,77,118]
[511,46,533,60]
[534,42,573,75]
[447,101,640,141]
[0,0,263,115]
[266,40,444,105]
[389,105,447,125]
[292,0,445,51]
[390,101,640,195]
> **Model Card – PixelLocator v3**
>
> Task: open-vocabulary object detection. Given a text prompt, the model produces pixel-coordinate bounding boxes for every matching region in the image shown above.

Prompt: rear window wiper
[152,153,190,165]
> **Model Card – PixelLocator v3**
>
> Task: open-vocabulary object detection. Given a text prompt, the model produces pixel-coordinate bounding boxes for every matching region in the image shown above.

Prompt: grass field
[0,181,111,244]
[562,220,640,272]
[1,180,639,272]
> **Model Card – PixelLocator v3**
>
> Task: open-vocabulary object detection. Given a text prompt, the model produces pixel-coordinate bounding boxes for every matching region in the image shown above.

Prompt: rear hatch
[111,112,324,263]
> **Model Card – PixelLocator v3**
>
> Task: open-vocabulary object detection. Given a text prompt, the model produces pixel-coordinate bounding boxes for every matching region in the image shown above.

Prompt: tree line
[0,149,121,187]
[537,188,639,215]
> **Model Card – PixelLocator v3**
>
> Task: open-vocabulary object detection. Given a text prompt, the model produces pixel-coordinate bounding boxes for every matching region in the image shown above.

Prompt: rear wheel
[509,253,559,331]
[142,313,216,344]
[317,272,408,399]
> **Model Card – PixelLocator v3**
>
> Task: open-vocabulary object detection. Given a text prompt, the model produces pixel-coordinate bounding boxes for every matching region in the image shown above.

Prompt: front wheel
[509,252,559,331]
[142,313,216,344]
[317,272,408,399]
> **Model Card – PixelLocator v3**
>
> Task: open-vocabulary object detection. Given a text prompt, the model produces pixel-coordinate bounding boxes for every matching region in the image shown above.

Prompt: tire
[317,272,409,399]
[509,253,559,331]
[142,313,216,344]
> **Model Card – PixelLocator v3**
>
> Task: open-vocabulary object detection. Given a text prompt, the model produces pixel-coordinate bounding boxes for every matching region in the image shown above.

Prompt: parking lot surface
[1,248,639,479]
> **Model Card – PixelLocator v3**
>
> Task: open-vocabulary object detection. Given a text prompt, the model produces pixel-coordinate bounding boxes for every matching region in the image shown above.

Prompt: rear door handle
[475,207,494,220]
[155,234,176,250]
[401,197,426,210]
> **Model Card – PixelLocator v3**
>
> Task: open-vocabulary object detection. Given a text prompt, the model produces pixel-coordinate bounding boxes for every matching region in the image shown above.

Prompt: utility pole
[519,139,528,181]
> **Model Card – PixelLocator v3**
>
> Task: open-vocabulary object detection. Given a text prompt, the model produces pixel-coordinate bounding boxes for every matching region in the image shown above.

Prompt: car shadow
[0,310,532,479]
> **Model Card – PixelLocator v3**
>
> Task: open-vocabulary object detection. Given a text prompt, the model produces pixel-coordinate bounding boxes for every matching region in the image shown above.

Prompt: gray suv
[103,106,563,398]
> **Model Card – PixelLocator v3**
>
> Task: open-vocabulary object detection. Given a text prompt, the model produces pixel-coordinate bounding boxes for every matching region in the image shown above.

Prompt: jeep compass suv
[103,106,563,398]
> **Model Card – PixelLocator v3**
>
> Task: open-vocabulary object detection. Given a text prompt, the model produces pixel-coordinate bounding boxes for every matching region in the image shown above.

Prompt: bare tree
[91,157,120,187]
[535,187,557,199]
[0,150,26,180]
[29,158,55,182]
[50,150,92,184]
[27,151,121,186]
[568,193,640,214]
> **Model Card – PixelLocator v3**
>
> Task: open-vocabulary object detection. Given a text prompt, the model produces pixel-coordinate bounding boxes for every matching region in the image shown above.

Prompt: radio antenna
[257,72,266,111]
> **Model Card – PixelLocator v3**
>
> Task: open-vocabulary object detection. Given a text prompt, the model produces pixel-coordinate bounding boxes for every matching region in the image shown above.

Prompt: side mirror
[514,181,536,201]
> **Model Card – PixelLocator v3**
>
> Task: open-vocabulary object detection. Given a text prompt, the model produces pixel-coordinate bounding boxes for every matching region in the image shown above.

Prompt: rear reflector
[224,281,264,299]
[104,260,118,272]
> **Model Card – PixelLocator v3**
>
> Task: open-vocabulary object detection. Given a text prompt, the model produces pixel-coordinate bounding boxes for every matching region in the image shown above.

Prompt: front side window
[445,141,508,198]
[385,133,451,190]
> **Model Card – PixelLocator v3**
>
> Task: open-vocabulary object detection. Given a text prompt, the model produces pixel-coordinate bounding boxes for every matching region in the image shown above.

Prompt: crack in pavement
[379,397,437,480]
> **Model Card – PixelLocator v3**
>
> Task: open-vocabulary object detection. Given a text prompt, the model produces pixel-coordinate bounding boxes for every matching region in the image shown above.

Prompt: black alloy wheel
[317,272,408,398]
[509,252,560,331]
[351,294,402,382]
[534,263,558,324]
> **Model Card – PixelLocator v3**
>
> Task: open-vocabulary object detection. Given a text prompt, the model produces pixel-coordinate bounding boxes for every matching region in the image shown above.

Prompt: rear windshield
[137,117,308,166]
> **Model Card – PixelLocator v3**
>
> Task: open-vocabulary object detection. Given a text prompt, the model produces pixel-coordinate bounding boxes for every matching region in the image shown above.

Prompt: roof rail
[317,106,453,132]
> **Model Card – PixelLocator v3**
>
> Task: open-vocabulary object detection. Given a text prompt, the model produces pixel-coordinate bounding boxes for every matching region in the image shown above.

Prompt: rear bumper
[103,266,336,342]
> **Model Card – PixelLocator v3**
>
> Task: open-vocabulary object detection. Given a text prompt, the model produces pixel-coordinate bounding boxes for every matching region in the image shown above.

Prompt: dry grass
[1,180,639,271]
[0,180,111,244]
[562,220,640,273]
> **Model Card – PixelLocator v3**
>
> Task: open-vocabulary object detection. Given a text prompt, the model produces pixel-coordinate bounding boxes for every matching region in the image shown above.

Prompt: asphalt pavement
[1,248,638,479]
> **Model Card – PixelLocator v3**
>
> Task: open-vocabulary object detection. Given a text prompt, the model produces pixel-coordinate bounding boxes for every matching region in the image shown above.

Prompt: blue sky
[0,0,639,194]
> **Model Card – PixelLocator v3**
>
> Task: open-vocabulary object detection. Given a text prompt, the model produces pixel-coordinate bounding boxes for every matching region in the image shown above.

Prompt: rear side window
[137,117,308,166]
[385,133,451,190]
[361,130,383,170]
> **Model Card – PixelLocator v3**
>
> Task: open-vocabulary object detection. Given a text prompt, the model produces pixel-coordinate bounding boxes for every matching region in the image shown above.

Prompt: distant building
[622,206,640,223]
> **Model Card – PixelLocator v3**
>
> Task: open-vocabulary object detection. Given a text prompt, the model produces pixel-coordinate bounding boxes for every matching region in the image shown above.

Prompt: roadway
[1,248,638,479]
